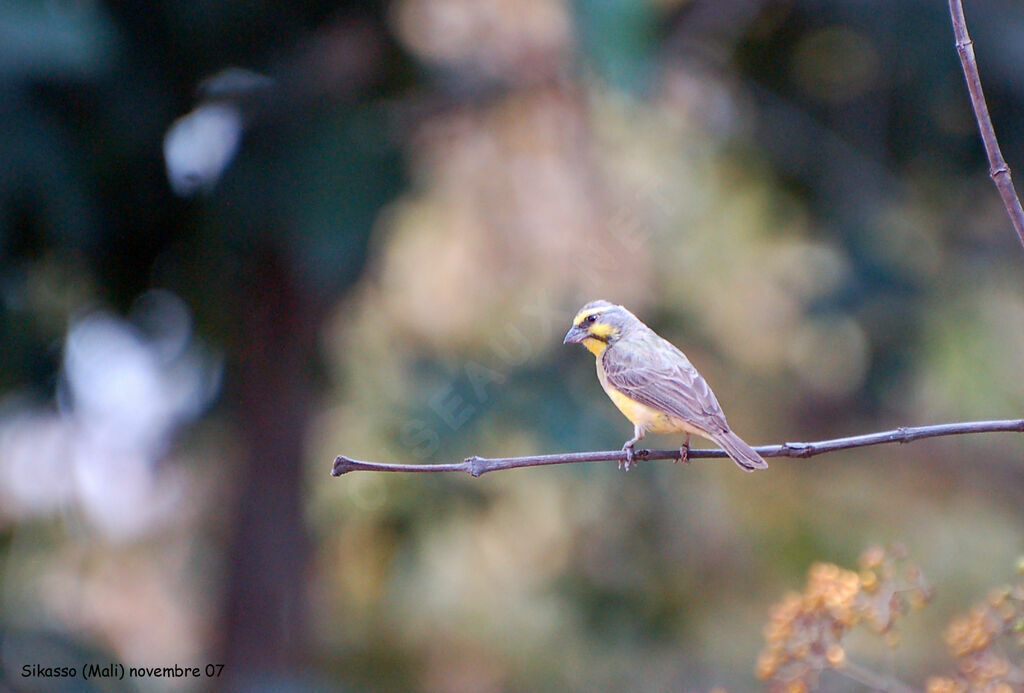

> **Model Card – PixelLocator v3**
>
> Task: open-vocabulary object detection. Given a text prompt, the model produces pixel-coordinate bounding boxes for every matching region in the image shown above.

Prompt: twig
[949,0,1024,250]
[837,659,917,693]
[331,418,1024,477]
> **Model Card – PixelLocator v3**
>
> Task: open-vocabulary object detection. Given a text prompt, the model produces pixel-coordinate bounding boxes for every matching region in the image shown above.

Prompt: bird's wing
[602,333,730,436]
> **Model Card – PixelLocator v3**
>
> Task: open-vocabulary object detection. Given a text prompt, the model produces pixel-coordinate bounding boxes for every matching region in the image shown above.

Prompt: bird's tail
[713,430,768,472]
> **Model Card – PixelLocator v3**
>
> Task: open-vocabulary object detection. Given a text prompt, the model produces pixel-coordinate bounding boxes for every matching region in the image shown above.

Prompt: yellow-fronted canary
[563,299,768,472]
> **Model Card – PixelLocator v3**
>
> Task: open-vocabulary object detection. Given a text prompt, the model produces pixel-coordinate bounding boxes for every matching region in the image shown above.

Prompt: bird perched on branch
[563,300,768,472]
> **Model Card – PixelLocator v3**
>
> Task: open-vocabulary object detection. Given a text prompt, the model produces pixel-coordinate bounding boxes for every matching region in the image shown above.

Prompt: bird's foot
[620,443,636,471]
[676,434,691,465]
[678,441,690,465]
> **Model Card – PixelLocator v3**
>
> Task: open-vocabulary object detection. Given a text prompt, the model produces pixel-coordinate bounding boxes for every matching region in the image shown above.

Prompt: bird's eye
[584,314,598,324]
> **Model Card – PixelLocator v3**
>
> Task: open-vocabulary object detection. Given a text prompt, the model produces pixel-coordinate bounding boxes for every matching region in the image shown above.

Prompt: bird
[563,300,768,472]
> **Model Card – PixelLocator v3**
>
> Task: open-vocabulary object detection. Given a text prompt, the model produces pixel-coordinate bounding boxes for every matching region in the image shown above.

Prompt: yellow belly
[596,358,706,436]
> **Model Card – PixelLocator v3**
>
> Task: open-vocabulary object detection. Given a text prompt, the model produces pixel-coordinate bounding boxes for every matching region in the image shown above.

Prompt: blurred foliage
[927,563,1024,693]
[0,0,1023,691]
[757,545,932,691]
[758,547,1024,693]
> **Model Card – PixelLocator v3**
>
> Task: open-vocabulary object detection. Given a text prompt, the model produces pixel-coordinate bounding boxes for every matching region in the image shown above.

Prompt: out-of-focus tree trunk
[222,246,319,685]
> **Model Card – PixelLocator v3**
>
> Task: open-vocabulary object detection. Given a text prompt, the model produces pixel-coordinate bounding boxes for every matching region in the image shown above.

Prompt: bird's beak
[563,324,586,344]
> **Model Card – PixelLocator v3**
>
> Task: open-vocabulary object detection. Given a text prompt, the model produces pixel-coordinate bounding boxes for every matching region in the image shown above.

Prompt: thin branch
[949,0,1024,250]
[837,659,917,693]
[331,418,1024,477]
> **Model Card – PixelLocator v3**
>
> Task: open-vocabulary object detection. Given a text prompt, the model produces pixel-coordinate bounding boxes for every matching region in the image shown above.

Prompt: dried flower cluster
[926,565,1024,693]
[756,544,932,692]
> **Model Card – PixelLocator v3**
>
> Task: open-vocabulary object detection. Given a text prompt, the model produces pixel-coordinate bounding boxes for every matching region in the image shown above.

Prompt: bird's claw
[678,441,690,465]
[620,443,636,471]
[675,434,691,465]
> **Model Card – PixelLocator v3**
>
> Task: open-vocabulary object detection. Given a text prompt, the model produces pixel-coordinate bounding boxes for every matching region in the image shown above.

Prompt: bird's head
[563,300,637,355]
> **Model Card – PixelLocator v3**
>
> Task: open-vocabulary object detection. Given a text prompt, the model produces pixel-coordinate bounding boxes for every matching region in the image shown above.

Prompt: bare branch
[331,419,1024,477]
[949,0,1024,250]
[838,660,917,693]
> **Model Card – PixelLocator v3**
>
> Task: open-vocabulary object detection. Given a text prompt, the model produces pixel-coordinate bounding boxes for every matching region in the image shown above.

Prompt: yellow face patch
[581,336,607,356]
[572,309,620,340]
[579,321,619,356]
[589,322,618,340]
[569,305,620,355]
[572,307,604,326]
